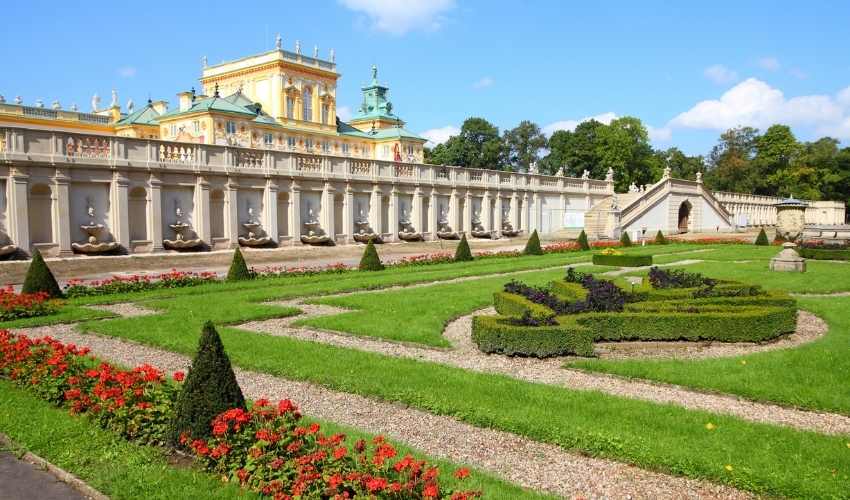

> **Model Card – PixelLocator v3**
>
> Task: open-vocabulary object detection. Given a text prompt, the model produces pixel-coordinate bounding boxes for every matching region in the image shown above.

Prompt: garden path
[10,321,747,500]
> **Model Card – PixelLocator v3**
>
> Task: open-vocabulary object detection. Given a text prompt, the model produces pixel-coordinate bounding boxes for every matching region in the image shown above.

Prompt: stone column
[224,177,239,248]
[193,175,211,243]
[343,184,354,244]
[263,178,278,244]
[289,181,301,245]
[463,190,472,235]
[482,190,492,232]
[510,192,519,231]
[449,188,460,232]
[389,186,400,242]
[322,182,335,242]
[148,173,164,252]
[412,187,423,232]
[428,188,439,240]
[6,167,30,252]
[111,171,131,249]
[494,194,503,238]
[531,192,541,232]
[520,192,529,232]
[370,184,383,235]
[52,168,72,256]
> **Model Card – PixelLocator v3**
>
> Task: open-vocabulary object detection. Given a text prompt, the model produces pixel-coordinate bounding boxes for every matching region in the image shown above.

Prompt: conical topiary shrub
[620,231,632,247]
[523,230,544,255]
[169,321,246,445]
[226,247,253,281]
[754,228,769,246]
[577,230,590,251]
[655,230,668,245]
[22,249,63,298]
[454,234,473,262]
[358,239,385,271]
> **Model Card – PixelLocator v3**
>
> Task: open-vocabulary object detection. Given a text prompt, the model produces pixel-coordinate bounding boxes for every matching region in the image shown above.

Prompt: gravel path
[10,322,747,500]
[239,303,850,436]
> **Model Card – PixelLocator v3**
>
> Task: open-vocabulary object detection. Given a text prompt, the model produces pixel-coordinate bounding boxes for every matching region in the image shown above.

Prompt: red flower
[454,467,470,479]
[333,446,347,460]
[423,483,439,498]
[172,371,185,382]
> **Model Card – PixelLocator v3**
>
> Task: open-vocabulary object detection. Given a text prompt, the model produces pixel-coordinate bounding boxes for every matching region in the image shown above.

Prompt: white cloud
[647,125,673,142]
[670,78,850,139]
[757,57,780,71]
[419,125,460,147]
[336,105,353,121]
[472,76,494,89]
[339,0,455,35]
[117,66,137,78]
[789,67,809,80]
[543,112,618,136]
[703,64,738,85]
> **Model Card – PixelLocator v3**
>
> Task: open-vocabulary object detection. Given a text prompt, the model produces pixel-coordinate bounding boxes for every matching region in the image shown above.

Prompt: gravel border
[11,323,748,499]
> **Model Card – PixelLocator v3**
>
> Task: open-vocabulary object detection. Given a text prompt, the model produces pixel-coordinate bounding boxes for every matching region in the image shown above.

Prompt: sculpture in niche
[300,205,332,245]
[353,206,382,243]
[501,207,520,237]
[397,207,422,242]
[436,207,459,240]
[471,210,495,239]
[238,203,271,247]
[163,202,202,250]
[71,196,119,254]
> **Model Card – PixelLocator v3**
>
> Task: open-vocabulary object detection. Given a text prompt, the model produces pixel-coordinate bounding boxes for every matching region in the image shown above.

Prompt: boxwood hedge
[799,248,850,261]
[471,275,797,358]
[591,253,653,267]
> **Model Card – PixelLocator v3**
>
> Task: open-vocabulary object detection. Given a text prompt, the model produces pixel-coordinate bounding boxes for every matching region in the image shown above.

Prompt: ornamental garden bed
[591,250,653,267]
[472,267,797,358]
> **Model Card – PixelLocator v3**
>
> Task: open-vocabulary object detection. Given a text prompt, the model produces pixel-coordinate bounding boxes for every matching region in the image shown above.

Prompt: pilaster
[225,177,239,248]
[289,181,301,245]
[148,173,164,252]
[520,192,529,232]
[343,184,354,243]
[194,175,211,242]
[111,170,131,249]
[494,194,503,238]
[370,184,383,235]
[412,187,423,232]
[264,178,279,243]
[389,186,400,242]
[52,168,72,256]
[7,168,30,252]
[510,192,519,231]
[322,182,335,241]
[481,190,492,231]
[463,190,472,235]
[449,188,460,232]
[428,188,439,240]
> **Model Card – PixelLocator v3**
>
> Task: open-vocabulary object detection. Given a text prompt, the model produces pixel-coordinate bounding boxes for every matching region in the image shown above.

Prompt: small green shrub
[454,234,473,262]
[472,315,595,357]
[620,231,632,247]
[358,239,385,271]
[524,230,543,255]
[21,249,63,299]
[655,230,668,245]
[226,248,253,281]
[755,228,769,246]
[169,321,245,445]
[592,253,652,267]
[577,230,590,251]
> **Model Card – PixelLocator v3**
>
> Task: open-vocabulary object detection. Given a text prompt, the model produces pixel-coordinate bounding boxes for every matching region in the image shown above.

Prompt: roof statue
[91,93,100,112]
[111,89,118,108]
[295,40,301,55]
[313,45,319,58]
[201,55,208,68]
[605,167,614,182]
[329,48,335,62]
[15,96,22,104]
[127,98,134,114]
[696,171,703,183]
[52,100,61,110]
[581,169,590,179]
[275,33,282,50]
[0,95,4,104]
[663,165,671,178]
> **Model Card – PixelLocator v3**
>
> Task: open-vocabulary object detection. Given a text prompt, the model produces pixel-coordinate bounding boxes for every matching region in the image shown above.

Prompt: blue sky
[2,0,849,156]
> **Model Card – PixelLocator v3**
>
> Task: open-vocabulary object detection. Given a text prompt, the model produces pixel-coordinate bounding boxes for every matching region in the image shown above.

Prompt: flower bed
[0,330,481,499]
[64,269,218,297]
[252,262,351,277]
[473,269,796,358]
[0,287,61,321]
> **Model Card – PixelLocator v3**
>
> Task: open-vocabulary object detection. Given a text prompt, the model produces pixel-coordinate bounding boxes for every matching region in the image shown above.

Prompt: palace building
[0,41,845,258]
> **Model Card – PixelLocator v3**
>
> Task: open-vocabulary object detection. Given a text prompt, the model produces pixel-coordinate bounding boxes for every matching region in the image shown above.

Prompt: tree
[169,321,246,444]
[22,249,63,298]
[654,147,705,181]
[620,231,632,247]
[577,229,590,251]
[655,230,668,245]
[358,239,385,271]
[705,126,759,193]
[596,117,658,191]
[503,120,547,171]
[754,228,769,246]
[454,234,473,262]
[755,125,801,196]
[226,248,253,281]
[523,230,543,255]
[424,118,505,170]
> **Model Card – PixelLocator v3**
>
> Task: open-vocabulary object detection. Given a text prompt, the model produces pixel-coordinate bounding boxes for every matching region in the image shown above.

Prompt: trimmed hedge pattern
[472,273,797,358]
[592,253,653,267]
[799,248,850,261]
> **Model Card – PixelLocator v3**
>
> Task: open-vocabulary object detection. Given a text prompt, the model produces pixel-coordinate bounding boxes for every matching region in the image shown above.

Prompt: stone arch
[678,200,692,234]
[28,183,53,244]
[210,189,225,239]
[128,186,148,241]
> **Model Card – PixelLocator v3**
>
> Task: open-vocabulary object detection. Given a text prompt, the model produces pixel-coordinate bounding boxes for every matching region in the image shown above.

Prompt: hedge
[472,315,595,357]
[549,281,588,301]
[799,248,850,261]
[591,253,653,267]
[493,291,554,322]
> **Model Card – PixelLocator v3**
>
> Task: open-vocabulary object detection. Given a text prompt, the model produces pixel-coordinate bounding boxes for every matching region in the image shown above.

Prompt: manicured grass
[0,380,253,500]
[570,296,850,415]
[0,381,547,500]
[0,304,112,328]
[81,311,850,497]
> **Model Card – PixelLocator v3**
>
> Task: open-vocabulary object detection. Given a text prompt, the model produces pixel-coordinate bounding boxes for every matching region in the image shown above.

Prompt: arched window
[302,87,313,122]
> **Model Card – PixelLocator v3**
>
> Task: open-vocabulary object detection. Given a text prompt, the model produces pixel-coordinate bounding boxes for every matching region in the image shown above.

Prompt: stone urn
[769,242,806,272]
[775,197,808,242]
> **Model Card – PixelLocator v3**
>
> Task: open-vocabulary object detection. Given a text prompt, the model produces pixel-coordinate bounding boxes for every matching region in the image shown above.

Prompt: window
[192,120,200,134]
[321,140,330,153]
[225,121,236,134]
[287,136,296,149]
[341,143,350,155]
[264,133,273,146]
[321,104,329,125]
[305,138,314,150]
[382,145,390,158]
[407,145,414,156]
[302,87,312,122]
[286,96,294,119]
[169,124,177,137]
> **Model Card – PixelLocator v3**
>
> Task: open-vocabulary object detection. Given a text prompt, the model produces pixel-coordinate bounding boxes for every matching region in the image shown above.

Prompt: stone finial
[51,100,61,110]
[201,55,208,68]
[111,89,118,108]
[696,171,703,184]
[275,33,282,50]
[91,93,100,112]
[663,165,671,179]
[127,98,134,114]
[313,45,319,58]
[605,167,614,182]
[35,99,44,108]
[14,96,23,105]
[70,103,78,112]
[295,40,301,54]
[329,48,335,62]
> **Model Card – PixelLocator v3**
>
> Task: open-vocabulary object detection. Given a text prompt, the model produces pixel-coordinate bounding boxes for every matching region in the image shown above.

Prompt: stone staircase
[584,192,642,239]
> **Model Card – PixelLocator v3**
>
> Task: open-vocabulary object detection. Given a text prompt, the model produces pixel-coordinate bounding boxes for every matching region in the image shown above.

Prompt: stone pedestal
[770,242,806,272]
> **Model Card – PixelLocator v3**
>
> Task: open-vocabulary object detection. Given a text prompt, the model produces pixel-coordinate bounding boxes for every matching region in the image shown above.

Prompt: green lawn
[0,381,551,500]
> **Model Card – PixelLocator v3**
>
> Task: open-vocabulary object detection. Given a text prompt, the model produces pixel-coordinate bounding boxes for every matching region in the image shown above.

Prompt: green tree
[22,249,63,298]
[577,229,590,251]
[358,239,385,271]
[454,234,473,262]
[655,230,668,245]
[755,228,769,246]
[755,125,801,196]
[597,117,658,191]
[226,248,253,281]
[620,231,632,247]
[503,120,547,171]
[705,126,759,193]
[654,147,705,180]
[423,118,505,170]
[169,321,246,444]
